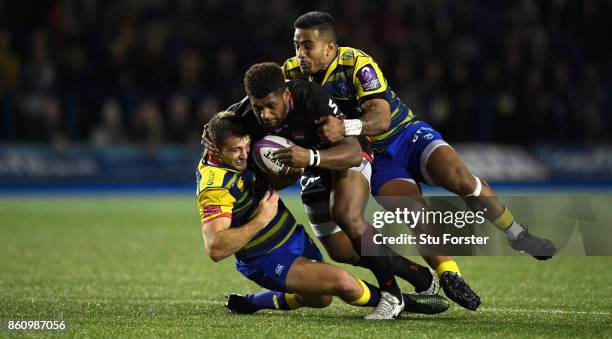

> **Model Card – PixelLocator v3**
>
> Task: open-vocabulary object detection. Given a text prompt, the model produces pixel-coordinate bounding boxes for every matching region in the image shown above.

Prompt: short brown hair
[244,62,285,99]
[207,111,248,147]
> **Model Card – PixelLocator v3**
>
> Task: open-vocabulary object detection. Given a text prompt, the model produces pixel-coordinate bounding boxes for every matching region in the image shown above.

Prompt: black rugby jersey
[229,79,371,156]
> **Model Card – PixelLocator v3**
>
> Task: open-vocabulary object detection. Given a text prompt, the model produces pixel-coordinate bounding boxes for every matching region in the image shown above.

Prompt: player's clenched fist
[315,115,344,144]
[255,190,279,225]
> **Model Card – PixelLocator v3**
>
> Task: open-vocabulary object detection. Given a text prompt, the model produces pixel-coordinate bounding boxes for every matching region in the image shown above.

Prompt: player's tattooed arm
[202,190,279,262]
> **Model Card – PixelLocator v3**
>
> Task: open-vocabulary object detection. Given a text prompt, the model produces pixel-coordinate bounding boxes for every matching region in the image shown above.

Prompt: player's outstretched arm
[202,190,279,262]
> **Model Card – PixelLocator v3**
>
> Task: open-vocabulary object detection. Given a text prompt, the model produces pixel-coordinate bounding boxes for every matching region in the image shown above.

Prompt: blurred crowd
[0,0,610,147]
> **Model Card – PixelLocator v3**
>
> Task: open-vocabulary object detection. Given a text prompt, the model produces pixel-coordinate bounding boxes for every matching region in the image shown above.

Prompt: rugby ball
[252,135,294,175]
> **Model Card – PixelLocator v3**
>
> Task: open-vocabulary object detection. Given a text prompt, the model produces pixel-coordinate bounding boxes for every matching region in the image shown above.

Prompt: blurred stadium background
[1,1,611,337]
[0,0,611,189]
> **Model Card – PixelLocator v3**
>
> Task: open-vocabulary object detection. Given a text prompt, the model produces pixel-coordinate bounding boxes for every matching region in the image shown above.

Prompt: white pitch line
[331,302,609,316]
[21,297,611,316]
[477,307,610,316]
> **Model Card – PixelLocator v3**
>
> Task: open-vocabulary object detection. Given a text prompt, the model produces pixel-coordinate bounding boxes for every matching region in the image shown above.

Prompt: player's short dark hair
[244,62,285,99]
[294,11,337,42]
[207,111,248,147]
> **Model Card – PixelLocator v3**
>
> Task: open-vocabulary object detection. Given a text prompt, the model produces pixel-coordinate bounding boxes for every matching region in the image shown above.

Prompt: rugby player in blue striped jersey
[281,11,556,311]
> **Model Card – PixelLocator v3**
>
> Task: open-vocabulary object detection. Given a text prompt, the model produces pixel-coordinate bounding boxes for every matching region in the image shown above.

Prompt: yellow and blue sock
[246,291,302,310]
[348,279,381,307]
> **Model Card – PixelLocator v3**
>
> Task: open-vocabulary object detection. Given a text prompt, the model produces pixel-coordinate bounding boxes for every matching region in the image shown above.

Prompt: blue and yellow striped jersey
[196,156,298,260]
[282,46,419,152]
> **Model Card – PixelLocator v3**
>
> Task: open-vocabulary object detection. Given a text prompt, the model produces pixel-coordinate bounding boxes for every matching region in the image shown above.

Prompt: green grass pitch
[1,193,610,337]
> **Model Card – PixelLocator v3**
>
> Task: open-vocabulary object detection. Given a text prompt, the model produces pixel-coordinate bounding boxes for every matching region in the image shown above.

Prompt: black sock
[392,257,433,293]
[350,226,402,299]
[354,225,433,293]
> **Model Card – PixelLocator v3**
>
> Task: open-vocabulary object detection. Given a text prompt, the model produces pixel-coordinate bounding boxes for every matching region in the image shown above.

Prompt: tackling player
[197,111,448,319]
[282,11,557,310]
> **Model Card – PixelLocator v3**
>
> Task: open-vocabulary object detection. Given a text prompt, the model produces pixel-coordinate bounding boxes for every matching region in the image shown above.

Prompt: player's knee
[321,234,360,265]
[446,166,476,196]
[397,198,429,233]
[331,209,363,238]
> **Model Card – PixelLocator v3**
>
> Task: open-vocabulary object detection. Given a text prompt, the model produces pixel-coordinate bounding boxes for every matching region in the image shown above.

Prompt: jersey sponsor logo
[275,264,285,276]
[300,175,321,189]
[206,170,216,186]
[202,204,222,216]
[328,98,340,117]
[412,127,435,142]
[357,64,381,91]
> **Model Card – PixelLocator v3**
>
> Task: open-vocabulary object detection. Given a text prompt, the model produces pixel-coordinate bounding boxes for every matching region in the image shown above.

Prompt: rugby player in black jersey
[238,62,445,318]
[206,62,450,318]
